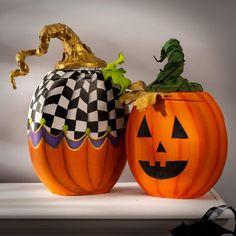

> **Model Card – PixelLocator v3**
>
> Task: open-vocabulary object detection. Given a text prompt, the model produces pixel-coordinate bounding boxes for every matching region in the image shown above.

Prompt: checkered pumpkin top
[28,69,129,139]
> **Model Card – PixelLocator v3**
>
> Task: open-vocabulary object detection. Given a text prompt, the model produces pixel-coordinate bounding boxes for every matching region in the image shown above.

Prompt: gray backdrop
[0,0,235,205]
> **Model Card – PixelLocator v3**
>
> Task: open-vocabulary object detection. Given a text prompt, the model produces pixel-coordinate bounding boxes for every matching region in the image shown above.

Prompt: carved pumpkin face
[138,115,188,180]
[126,92,227,199]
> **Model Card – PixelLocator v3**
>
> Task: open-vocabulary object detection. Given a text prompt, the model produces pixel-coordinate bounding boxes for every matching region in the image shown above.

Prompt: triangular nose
[156,142,166,153]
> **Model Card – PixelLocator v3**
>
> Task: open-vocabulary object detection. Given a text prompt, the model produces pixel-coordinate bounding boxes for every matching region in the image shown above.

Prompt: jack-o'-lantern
[10,23,130,196]
[120,39,227,199]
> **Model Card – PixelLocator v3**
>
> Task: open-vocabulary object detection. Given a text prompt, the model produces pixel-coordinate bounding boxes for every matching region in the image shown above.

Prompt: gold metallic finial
[9,23,107,89]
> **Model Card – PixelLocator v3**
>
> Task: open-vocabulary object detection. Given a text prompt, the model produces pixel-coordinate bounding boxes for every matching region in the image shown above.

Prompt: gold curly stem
[10,23,107,89]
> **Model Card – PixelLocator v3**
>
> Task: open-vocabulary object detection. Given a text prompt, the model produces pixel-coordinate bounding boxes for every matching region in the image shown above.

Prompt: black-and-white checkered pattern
[28,68,129,139]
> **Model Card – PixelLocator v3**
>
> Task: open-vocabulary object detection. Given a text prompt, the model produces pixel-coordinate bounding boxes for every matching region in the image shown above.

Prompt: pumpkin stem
[147,38,203,92]
[9,23,107,89]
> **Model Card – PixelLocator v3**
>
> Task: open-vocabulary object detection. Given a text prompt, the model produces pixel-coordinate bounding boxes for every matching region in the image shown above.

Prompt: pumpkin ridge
[61,140,88,193]
[44,141,80,194]
[29,139,76,195]
[99,138,123,190]
[46,141,85,193]
[191,93,223,197]
[205,93,226,121]
[167,97,184,198]
[87,138,108,189]
[98,135,122,190]
[87,137,109,191]
[195,93,221,197]
[63,138,95,192]
[125,112,138,189]
[202,94,227,170]
[97,140,126,192]
[96,137,109,190]
[95,138,116,191]
[29,139,70,195]
[180,92,219,198]
[86,138,96,191]
[175,93,202,198]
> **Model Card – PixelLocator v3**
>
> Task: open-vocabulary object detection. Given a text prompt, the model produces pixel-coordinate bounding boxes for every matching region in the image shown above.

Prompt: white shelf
[0,182,232,220]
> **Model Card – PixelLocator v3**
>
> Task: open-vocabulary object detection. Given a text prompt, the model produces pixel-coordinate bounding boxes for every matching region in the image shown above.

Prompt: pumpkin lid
[9,23,106,89]
[161,92,205,101]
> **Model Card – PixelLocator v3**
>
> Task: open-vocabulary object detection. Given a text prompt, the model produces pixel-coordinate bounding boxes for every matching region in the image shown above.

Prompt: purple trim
[28,126,63,148]
[89,136,106,148]
[42,128,63,148]
[108,133,124,147]
[28,126,124,149]
[29,128,43,147]
[66,136,86,149]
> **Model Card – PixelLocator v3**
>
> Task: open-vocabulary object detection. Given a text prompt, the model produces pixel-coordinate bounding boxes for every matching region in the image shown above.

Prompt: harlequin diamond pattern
[28,69,129,139]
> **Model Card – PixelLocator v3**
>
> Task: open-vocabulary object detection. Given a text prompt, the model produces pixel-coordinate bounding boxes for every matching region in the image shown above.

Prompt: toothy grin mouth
[139,160,188,180]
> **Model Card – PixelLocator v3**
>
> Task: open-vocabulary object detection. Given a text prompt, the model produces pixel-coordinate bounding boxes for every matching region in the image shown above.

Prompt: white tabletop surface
[0,182,232,220]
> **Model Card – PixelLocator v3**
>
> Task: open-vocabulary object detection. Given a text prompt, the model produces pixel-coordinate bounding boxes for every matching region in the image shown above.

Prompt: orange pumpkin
[126,92,227,198]
[28,131,126,195]
[10,23,129,196]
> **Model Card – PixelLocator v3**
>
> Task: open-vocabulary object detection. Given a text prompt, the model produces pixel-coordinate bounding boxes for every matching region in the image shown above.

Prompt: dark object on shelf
[170,205,236,236]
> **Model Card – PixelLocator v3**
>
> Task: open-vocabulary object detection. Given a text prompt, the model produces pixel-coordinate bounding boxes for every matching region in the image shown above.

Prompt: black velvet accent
[156,142,166,153]
[137,116,152,137]
[171,205,236,235]
[172,116,188,139]
[139,160,188,179]
[170,220,233,236]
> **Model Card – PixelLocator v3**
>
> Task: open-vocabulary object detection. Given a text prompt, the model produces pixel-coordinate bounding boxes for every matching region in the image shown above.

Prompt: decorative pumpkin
[10,23,130,196]
[120,39,227,199]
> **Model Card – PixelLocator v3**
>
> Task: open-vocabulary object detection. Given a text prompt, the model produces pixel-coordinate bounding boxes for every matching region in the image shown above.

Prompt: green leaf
[106,52,125,68]
[101,53,131,95]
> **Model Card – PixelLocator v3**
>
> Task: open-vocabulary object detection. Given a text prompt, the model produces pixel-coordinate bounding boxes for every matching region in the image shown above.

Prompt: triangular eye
[172,116,188,139]
[137,116,152,137]
[156,142,166,153]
